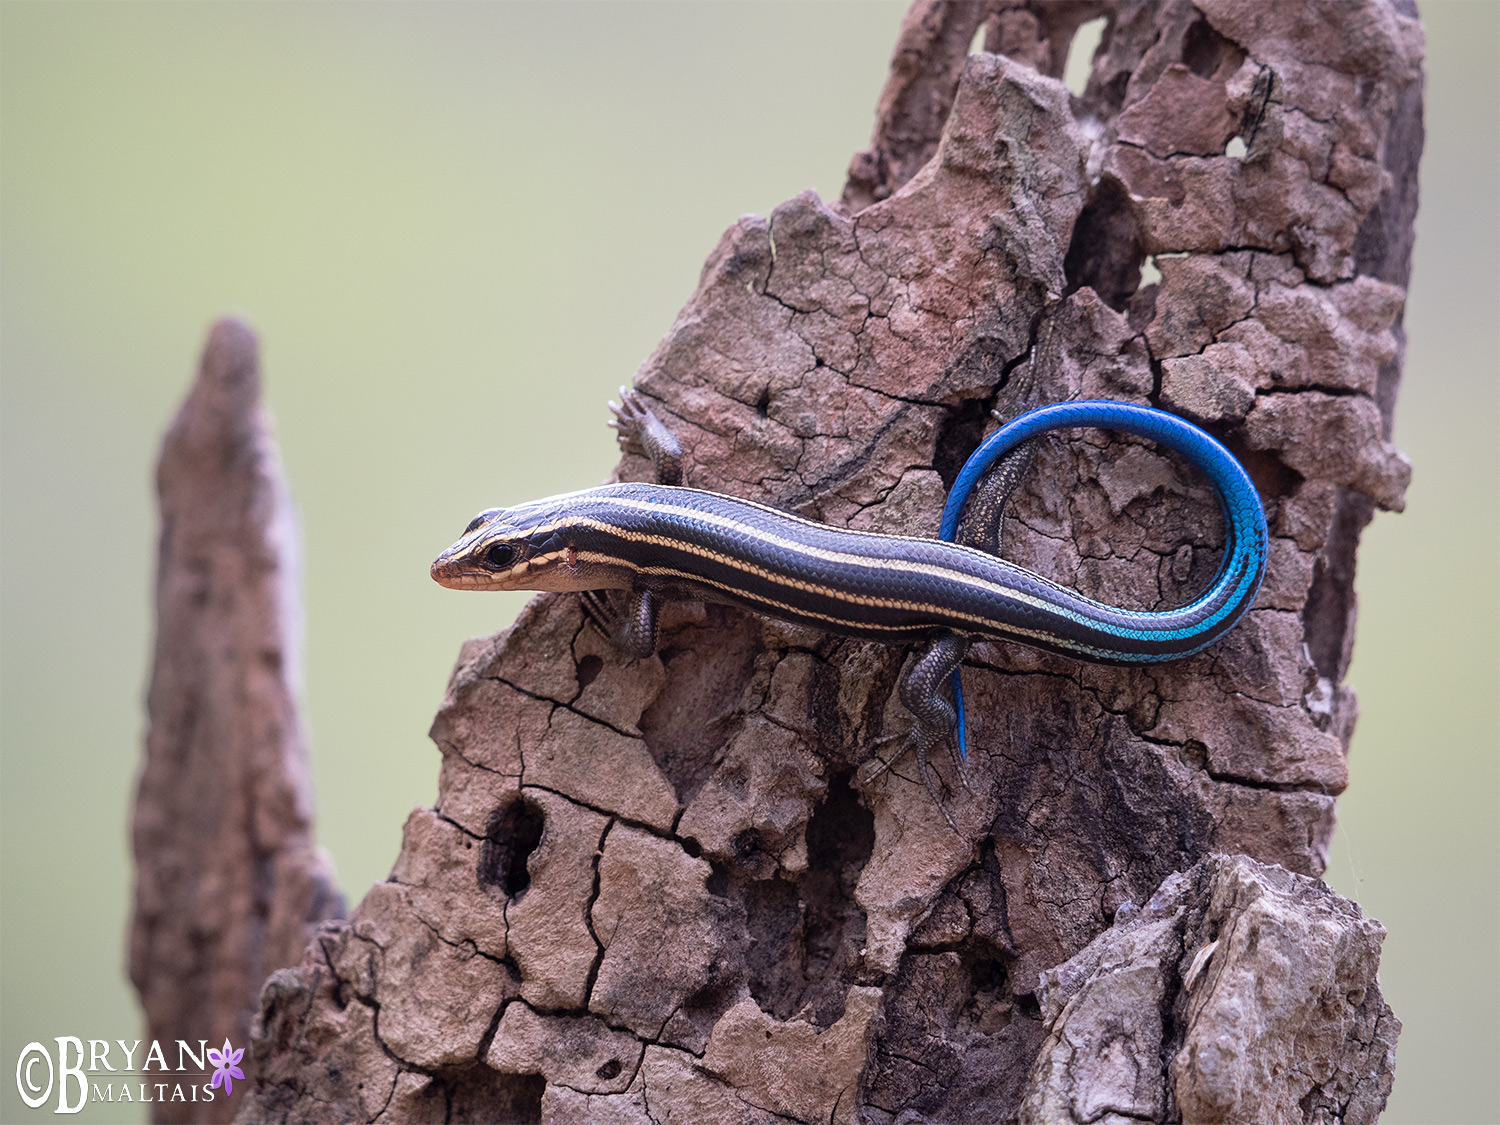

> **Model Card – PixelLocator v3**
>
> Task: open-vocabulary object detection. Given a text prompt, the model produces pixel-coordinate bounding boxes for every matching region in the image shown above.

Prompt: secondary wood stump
[133,320,344,1125]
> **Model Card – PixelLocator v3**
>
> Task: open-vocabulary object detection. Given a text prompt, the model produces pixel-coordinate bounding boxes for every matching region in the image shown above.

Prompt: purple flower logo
[207,1039,245,1098]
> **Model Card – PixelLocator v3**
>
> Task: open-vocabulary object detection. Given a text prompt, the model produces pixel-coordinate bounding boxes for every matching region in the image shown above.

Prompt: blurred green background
[1,3,1494,1122]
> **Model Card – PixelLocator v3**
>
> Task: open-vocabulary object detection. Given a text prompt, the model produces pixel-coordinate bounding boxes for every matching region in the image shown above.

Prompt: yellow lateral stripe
[568,551,1134,660]
[566,498,1147,630]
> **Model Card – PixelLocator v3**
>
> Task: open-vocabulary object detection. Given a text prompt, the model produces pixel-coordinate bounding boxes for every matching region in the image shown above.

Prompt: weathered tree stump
[133,320,344,1124]
[218,2,1420,1121]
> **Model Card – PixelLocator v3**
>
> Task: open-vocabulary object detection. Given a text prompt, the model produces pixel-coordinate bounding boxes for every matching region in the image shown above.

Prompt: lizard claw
[858,726,961,831]
[609,387,651,454]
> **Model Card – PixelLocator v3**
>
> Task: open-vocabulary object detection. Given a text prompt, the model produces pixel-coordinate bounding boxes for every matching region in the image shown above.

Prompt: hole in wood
[479,797,546,901]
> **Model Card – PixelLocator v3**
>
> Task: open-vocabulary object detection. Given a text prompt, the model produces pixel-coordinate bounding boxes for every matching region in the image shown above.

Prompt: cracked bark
[234,2,1420,1121]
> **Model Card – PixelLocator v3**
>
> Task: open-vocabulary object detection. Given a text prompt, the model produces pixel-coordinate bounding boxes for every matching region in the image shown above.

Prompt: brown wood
[131,320,343,1124]
[223,2,1421,1120]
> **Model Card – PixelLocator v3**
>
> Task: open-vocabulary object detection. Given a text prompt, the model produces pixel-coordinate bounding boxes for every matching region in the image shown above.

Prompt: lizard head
[430,493,632,593]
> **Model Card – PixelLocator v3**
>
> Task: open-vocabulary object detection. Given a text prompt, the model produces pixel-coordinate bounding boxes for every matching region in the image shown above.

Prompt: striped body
[434,456,1263,664]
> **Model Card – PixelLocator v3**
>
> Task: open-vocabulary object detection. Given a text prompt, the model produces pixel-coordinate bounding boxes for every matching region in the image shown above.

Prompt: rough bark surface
[1022,854,1398,1125]
[132,320,344,1124]
[237,2,1421,1122]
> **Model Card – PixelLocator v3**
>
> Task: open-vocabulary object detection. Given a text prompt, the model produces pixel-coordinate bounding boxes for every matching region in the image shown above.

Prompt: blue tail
[937,400,1268,760]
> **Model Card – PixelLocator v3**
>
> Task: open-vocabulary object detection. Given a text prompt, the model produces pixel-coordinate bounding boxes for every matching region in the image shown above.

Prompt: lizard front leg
[609,386,684,486]
[580,588,660,660]
[583,389,681,657]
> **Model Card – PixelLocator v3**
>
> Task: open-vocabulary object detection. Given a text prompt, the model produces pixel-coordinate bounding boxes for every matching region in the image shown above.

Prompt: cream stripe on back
[570,495,1156,634]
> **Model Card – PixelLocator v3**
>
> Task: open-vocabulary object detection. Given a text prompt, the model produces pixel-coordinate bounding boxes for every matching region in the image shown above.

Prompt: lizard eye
[484,544,516,569]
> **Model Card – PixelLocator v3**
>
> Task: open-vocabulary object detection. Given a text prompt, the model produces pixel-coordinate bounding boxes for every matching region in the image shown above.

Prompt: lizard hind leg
[942,431,1040,760]
[861,633,970,829]
[954,435,1038,556]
